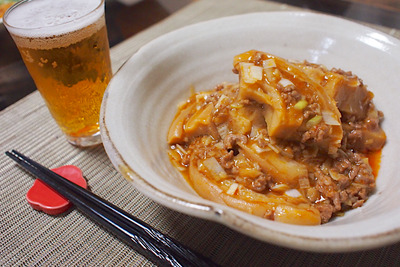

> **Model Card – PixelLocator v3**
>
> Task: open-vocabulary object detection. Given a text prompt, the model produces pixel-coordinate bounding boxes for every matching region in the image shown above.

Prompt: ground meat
[236,173,272,193]
[256,129,270,148]
[342,184,372,208]
[352,199,365,208]
[219,150,234,169]
[331,68,358,79]
[311,149,375,222]
[314,202,335,224]
[214,84,225,91]
[344,114,381,148]
[263,209,274,220]
[251,174,271,192]
[206,93,222,106]
[335,151,375,185]
[303,103,320,120]
[315,169,338,199]
[168,56,384,225]
[334,157,352,173]
[277,84,301,104]
[347,129,363,145]
[181,153,190,166]
[301,124,330,144]
[253,51,264,65]
[223,133,248,149]
[188,137,224,161]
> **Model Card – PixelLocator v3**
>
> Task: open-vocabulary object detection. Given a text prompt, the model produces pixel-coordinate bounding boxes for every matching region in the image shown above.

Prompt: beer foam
[4,0,103,38]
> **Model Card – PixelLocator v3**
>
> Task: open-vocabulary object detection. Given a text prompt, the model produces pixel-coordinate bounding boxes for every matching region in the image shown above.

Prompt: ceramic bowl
[100,12,400,252]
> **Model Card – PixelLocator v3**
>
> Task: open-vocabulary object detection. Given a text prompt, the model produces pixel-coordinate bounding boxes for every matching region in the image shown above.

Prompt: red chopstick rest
[26,165,87,215]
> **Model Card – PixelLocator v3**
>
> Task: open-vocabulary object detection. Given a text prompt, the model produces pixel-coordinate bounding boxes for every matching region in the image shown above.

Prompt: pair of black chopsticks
[6,150,219,267]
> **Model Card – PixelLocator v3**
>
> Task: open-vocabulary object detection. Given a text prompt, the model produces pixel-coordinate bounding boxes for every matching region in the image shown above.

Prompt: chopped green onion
[294,99,308,110]
[306,115,322,128]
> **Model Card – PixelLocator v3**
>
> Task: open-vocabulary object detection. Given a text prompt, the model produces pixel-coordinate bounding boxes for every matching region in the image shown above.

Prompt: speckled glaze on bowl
[100,12,400,252]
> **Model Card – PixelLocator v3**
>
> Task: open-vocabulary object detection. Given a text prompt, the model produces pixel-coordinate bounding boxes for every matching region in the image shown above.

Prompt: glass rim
[3,0,105,31]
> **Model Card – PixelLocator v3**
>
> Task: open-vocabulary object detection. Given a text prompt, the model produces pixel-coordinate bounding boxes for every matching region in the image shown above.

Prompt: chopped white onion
[267,143,280,154]
[299,177,310,189]
[271,183,289,193]
[262,59,276,68]
[278,78,294,88]
[214,142,224,150]
[322,111,341,125]
[214,94,228,110]
[175,144,187,155]
[285,189,302,198]
[195,92,211,103]
[240,62,263,84]
[249,66,263,81]
[251,143,269,154]
[217,124,229,139]
[226,183,239,195]
[202,157,227,181]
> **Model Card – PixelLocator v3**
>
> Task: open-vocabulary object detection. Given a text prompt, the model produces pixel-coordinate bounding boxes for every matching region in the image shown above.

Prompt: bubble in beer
[5,0,103,38]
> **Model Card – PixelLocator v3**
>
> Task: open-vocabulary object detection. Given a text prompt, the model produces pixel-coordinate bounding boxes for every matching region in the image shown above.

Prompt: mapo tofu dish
[167,50,386,225]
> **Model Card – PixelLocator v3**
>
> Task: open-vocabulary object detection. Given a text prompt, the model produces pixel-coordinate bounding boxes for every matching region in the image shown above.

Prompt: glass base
[66,131,102,147]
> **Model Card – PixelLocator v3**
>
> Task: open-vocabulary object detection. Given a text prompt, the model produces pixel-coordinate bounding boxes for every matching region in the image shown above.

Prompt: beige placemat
[1,0,400,266]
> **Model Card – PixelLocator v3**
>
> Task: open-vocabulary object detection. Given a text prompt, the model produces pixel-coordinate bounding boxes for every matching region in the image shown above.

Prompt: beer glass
[4,0,112,147]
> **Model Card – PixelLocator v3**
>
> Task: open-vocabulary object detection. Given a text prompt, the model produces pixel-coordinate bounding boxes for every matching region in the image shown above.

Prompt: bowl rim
[100,11,400,252]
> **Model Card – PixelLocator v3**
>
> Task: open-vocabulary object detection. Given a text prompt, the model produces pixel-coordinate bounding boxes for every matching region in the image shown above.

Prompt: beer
[4,0,112,146]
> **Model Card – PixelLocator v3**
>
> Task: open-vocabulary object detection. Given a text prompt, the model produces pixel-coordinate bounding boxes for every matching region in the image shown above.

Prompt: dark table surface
[1,0,400,111]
